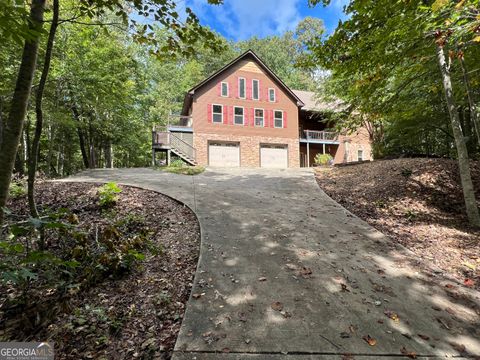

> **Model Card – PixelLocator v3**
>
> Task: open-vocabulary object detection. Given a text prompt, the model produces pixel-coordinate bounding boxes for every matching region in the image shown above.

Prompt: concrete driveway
[62,167,480,359]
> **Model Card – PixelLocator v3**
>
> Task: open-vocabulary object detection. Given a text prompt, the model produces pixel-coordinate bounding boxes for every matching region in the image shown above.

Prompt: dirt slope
[316,158,480,290]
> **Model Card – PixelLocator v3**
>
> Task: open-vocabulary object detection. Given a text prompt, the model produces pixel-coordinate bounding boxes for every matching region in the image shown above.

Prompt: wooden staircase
[152,131,197,166]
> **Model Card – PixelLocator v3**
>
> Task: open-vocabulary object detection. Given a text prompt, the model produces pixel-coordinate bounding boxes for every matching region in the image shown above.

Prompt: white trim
[357,149,364,161]
[254,108,264,127]
[221,81,229,97]
[238,77,246,99]
[273,109,283,128]
[252,79,260,100]
[212,103,223,124]
[269,88,276,102]
[233,106,244,125]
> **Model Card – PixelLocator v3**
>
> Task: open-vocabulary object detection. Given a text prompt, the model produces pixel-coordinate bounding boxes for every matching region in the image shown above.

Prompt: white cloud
[187,0,302,40]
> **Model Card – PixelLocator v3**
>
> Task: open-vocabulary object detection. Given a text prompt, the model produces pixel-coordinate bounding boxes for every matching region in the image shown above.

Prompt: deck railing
[152,131,196,160]
[301,130,338,142]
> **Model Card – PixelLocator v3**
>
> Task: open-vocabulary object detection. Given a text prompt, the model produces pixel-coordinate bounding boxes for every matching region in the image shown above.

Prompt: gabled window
[252,79,259,100]
[221,82,229,97]
[212,104,223,123]
[238,78,246,99]
[254,108,264,127]
[274,110,283,128]
[269,88,276,102]
[234,106,244,125]
[358,149,364,161]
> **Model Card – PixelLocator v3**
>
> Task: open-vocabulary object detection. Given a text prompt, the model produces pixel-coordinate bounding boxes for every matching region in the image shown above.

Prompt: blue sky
[178,0,349,41]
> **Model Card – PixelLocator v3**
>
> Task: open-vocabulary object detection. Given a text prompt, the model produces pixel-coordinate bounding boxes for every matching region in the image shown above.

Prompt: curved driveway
[62,168,480,359]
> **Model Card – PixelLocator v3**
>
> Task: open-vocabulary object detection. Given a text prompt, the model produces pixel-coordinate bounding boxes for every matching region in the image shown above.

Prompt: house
[152,50,372,168]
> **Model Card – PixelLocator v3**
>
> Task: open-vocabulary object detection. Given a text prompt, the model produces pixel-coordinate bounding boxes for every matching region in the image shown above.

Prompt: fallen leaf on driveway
[362,335,377,346]
[258,277,267,281]
[341,284,350,292]
[192,293,203,299]
[449,342,466,354]
[418,334,430,341]
[384,310,399,322]
[445,307,455,315]
[340,332,350,338]
[280,311,292,318]
[464,278,475,287]
[238,312,247,322]
[299,267,313,278]
[400,346,417,358]
[271,301,284,311]
[285,263,298,271]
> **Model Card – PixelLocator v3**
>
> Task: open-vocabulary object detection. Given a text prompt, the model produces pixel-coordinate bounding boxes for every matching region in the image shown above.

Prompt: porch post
[323,143,326,154]
[167,149,171,166]
[152,149,156,167]
[306,141,310,167]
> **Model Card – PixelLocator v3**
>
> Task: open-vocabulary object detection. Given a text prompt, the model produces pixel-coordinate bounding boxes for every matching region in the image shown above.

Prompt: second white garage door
[208,142,240,167]
[260,145,288,168]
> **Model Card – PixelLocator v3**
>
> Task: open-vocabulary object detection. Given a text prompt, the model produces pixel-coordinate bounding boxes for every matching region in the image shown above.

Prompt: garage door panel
[209,143,240,167]
[261,145,288,168]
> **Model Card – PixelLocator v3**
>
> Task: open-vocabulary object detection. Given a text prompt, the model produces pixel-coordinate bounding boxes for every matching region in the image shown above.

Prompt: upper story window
[274,110,283,128]
[269,88,276,102]
[254,108,264,127]
[234,107,244,125]
[238,78,246,99]
[221,82,229,97]
[212,104,223,123]
[358,149,364,161]
[252,79,259,100]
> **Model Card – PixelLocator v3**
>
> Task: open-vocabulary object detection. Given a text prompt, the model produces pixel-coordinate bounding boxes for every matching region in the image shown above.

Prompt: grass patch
[154,160,205,175]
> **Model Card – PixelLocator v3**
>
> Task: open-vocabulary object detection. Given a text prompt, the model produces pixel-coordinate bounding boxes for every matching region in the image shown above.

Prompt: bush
[98,182,122,208]
[170,159,185,168]
[9,182,26,198]
[314,153,333,166]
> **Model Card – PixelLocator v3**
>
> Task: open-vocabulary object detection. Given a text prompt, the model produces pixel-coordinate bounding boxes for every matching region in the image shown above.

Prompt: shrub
[98,182,122,208]
[314,153,333,166]
[9,182,27,198]
[170,159,185,168]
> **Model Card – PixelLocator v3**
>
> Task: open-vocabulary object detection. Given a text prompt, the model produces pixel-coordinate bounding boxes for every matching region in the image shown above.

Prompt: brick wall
[334,127,373,163]
[194,132,300,167]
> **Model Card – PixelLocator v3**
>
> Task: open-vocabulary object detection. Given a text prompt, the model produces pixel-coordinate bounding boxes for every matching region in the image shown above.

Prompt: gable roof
[292,89,346,113]
[181,50,305,115]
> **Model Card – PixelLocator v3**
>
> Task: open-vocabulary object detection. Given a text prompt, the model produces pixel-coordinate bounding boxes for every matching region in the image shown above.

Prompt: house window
[269,88,276,102]
[238,78,246,99]
[221,82,229,97]
[234,107,244,125]
[254,108,264,127]
[274,110,283,128]
[252,79,259,100]
[212,104,223,123]
[358,149,364,161]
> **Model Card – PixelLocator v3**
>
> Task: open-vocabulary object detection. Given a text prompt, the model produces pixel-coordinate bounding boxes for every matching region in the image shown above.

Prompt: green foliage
[98,182,122,208]
[8,182,26,199]
[157,163,205,175]
[314,153,333,166]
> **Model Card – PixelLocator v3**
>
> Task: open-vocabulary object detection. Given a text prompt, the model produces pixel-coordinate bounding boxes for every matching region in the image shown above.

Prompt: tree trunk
[436,42,480,227]
[459,55,480,148]
[70,103,89,168]
[104,140,113,168]
[27,0,59,219]
[0,0,46,225]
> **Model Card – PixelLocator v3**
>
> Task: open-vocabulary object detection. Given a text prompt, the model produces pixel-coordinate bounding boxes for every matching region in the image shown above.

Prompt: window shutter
[207,104,212,123]
[229,106,234,125]
[217,82,221,96]
[223,106,228,124]
[270,110,274,128]
[283,111,287,128]
[246,80,252,100]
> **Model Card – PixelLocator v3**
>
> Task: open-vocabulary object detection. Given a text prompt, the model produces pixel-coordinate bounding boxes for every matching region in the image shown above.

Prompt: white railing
[301,130,338,141]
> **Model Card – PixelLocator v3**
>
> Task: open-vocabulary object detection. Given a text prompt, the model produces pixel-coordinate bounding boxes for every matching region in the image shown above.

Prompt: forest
[0,0,479,357]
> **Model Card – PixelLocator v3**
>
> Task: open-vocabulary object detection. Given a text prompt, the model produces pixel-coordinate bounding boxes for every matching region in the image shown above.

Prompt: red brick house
[152,50,372,168]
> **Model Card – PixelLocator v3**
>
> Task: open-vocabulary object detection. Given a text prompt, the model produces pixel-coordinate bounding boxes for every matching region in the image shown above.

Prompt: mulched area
[315,158,480,291]
[1,182,200,359]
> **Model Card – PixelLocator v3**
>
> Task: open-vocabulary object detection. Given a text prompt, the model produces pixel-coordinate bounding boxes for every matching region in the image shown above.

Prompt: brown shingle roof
[292,89,345,113]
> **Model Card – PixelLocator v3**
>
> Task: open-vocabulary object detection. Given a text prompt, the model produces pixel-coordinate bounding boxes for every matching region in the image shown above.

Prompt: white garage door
[261,145,288,168]
[209,142,240,167]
